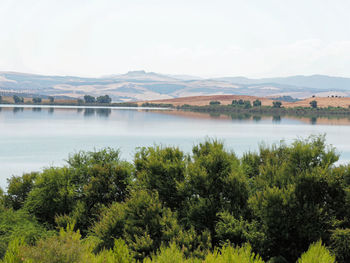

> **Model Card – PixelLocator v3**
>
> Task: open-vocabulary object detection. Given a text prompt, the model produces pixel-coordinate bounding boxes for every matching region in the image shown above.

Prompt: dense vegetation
[0,136,349,262]
[179,101,350,117]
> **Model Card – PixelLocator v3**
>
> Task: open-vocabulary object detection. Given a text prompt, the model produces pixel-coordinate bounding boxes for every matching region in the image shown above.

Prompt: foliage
[12,95,23,104]
[330,228,350,263]
[134,146,187,210]
[96,95,112,104]
[209,101,221,105]
[1,225,135,263]
[253,99,262,107]
[1,136,350,262]
[32,97,42,103]
[48,96,54,103]
[30,149,132,233]
[297,240,335,263]
[5,172,37,210]
[204,243,264,263]
[272,101,282,108]
[310,100,318,108]
[0,208,49,258]
[84,95,96,103]
[92,190,182,260]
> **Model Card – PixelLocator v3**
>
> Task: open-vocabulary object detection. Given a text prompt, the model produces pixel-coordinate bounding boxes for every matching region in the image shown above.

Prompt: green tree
[5,173,37,210]
[0,208,49,258]
[134,146,187,210]
[24,167,76,225]
[84,95,96,103]
[297,240,335,263]
[182,140,248,244]
[96,95,112,104]
[244,100,252,109]
[91,190,181,260]
[272,101,282,108]
[32,97,42,103]
[310,100,318,109]
[209,101,220,105]
[253,99,262,107]
[48,96,54,103]
[330,228,350,263]
[13,95,24,104]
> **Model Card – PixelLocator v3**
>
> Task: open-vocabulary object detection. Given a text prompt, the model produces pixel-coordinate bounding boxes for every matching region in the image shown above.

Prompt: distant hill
[217,75,350,90]
[0,71,349,102]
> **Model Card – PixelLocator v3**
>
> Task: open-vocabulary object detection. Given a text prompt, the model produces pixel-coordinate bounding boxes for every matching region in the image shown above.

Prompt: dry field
[141,95,350,108]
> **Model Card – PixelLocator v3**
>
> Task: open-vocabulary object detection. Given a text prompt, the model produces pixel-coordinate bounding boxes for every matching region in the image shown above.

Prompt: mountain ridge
[1,71,349,102]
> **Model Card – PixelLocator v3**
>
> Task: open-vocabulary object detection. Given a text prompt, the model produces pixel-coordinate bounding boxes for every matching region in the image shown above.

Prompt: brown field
[140,95,350,108]
[139,95,275,106]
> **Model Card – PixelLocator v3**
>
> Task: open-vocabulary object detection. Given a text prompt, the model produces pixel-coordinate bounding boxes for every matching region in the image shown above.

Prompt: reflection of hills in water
[153,109,350,126]
[1,106,350,126]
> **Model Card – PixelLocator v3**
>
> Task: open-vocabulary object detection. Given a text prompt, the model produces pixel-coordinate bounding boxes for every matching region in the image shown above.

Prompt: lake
[1,104,350,189]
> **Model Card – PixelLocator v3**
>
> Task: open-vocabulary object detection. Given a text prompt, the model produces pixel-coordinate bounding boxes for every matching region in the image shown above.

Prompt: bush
[96,95,112,104]
[272,101,282,108]
[84,95,96,103]
[209,101,221,105]
[0,209,49,258]
[1,225,135,263]
[12,95,23,104]
[205,243,265,263]
[5,172,37,210]
[297,240,335,263]
[253,99,262,107]
[32,97,42,103]
[330,228,350,263]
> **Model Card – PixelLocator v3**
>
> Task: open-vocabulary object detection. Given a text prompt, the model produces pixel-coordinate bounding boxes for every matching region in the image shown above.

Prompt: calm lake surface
[1,104,350,188]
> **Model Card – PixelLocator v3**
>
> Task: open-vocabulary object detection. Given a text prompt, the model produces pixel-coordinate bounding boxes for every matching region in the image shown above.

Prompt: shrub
[209,101,221,105]
[205,243,265,263]
[330,228,350,263]
[297,240,335,263]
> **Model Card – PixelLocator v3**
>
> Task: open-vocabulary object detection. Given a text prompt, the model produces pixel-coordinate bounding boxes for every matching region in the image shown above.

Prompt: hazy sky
[1,0,350,78]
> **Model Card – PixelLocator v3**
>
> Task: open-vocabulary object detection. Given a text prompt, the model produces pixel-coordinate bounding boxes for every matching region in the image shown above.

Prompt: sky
[1,0,350,78]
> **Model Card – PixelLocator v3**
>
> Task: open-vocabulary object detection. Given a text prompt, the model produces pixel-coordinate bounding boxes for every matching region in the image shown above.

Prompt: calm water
[1,105,350,189]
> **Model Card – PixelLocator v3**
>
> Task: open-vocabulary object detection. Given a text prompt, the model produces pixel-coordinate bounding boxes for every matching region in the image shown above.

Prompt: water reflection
[13,107,24,113]
[253,115,261,122]
[310,117,317,125]
[272,115,281,123]
[96,108,111,117]
[32,107,42,112]
[84,108,95,117]
[48,108,54,114]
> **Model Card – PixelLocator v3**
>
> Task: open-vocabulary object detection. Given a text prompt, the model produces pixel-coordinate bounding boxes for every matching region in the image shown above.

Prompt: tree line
[209,99,318,109]
[83,95,112,104]
[0,136,349,262]
[5,95,112,105]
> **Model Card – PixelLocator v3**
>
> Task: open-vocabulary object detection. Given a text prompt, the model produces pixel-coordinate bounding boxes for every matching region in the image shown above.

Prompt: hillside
[144,94,350,108]
[1,71,350,102]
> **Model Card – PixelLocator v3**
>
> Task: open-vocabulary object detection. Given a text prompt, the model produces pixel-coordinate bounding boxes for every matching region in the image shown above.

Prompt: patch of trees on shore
[181,99,350,117]
[84,95,112,104]
[0,136,349,262]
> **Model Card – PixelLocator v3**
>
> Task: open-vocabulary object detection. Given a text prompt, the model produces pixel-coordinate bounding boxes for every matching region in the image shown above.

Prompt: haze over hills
[0,70,350,102]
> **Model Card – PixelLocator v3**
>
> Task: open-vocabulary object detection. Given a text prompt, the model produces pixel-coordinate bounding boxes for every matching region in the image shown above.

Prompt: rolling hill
[1,71,350,102]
